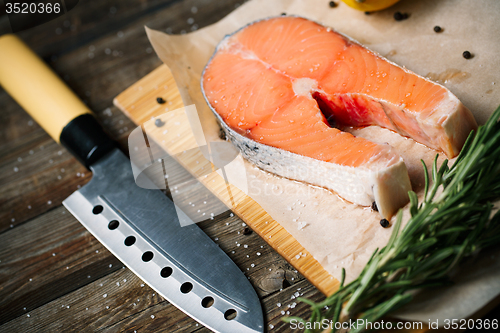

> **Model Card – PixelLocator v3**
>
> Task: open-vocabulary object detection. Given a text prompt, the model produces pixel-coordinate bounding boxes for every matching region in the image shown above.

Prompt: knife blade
[0,34,263,333]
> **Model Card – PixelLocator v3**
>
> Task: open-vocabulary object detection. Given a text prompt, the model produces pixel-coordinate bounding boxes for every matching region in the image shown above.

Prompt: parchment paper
[145,0,500,322]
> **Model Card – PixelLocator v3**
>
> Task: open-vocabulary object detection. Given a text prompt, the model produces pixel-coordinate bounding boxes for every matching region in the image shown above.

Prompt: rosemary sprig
[286,105,500,332]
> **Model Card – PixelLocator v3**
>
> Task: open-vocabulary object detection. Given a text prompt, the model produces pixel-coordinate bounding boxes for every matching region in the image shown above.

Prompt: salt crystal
[269,324,274,329]
[277,303,281,307]
[13,167,19,172]
[27,314,30,317]
[256,252,261,256]
[244,244,248,248]
[151,315,155,319]
[109,264,112,268]
[103,294,107,298]
[47,200,52,205]
[106,306,109,309]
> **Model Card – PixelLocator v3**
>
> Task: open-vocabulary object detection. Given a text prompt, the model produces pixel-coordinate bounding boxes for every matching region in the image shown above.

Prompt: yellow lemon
[341,0,401,12]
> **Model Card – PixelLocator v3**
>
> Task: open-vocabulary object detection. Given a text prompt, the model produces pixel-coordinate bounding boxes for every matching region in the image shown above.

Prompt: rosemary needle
[284,105,500,332]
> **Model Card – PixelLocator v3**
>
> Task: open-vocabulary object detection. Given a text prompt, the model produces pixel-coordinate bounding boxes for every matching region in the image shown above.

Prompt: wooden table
[1,1,498,332]
[0,1,322,332]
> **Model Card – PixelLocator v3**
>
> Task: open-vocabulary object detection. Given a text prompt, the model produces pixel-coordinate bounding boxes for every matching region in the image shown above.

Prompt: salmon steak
[201,16,477,219]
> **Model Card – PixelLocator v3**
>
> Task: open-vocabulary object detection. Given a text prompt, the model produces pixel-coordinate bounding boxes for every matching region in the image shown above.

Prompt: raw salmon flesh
[201,16,477,218]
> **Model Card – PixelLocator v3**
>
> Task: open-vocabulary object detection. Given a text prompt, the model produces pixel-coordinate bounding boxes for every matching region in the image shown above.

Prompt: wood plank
[0,206,121,324]
[114,64,340,296]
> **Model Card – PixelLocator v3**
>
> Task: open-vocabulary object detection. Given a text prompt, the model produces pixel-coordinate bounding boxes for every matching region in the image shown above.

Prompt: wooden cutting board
[114,64,339,296]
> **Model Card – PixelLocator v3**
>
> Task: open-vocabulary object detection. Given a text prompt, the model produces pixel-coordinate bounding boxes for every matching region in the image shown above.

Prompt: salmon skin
[201,16,477,219]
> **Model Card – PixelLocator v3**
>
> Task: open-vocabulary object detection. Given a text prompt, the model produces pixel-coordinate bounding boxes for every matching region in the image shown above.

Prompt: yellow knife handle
[0,34,116,168]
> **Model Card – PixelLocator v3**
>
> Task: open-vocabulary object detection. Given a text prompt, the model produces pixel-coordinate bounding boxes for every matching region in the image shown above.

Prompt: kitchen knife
[0,34,264,333]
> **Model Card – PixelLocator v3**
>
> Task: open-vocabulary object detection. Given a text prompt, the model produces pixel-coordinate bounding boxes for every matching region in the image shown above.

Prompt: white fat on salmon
[219,118,411,219]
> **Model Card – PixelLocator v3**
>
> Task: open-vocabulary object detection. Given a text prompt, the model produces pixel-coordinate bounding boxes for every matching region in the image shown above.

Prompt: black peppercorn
[155,118,165,127]
[380,219,390,228]
[281,12,286,16]
[394,12,409,21]
[156,97,166,104]
[219,128,227,140]
[364,11,371,15]
[329,1,337,8]
[433,26,442,33]
[371,202,378,212]
[463,51,472,59]
[243,227,252,235]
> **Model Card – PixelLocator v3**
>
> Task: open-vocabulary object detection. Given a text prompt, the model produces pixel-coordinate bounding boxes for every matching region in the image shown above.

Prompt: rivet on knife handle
[0,34,115,167]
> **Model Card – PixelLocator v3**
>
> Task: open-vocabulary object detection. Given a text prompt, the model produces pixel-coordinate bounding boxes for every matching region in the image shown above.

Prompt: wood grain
[0,1,319,331]
[2,0,497,331]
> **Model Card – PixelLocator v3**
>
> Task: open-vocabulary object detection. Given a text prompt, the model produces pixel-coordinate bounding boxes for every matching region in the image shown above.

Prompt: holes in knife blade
[201,296,214,308]
[92,205,103,214]
[108,220,119,230]
[180,282,193,294]
[124,236,136,246]
[160,267,173,278]
[224,309,237,320]
[142,251,154,262]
